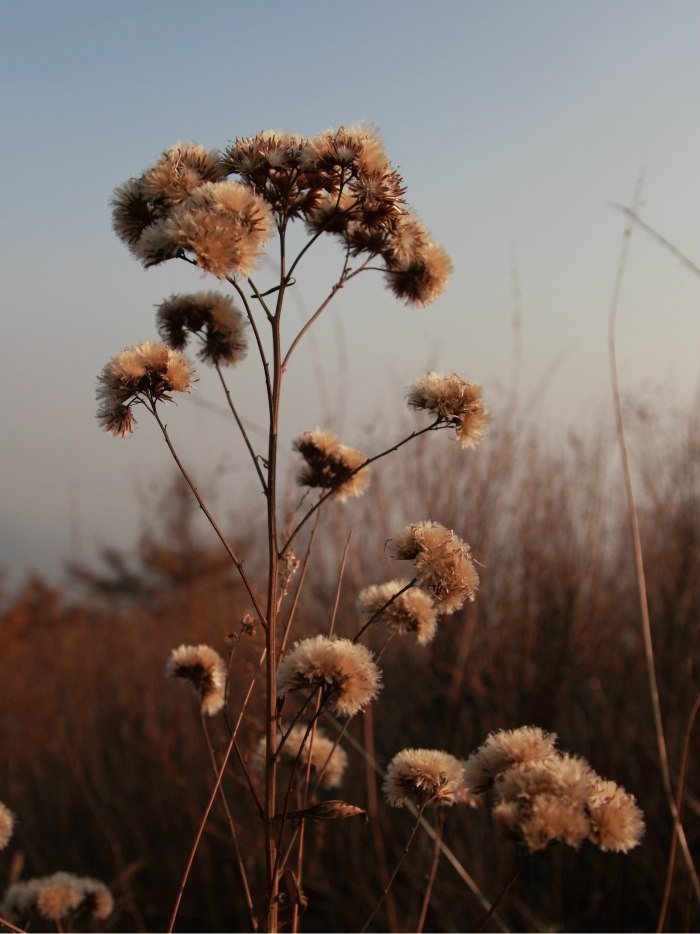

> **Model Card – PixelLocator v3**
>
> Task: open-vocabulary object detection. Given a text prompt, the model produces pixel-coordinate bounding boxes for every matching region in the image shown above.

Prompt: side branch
[228,276,273,409]
[280,419,446,558]
[214,363,268,494]
[352,579,417,645]
[150,406,268,628]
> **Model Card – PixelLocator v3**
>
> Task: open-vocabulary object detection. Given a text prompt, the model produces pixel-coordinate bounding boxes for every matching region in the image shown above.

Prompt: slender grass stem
[329,532,352,637]
[279,508,322,661]
[0,914,26,933]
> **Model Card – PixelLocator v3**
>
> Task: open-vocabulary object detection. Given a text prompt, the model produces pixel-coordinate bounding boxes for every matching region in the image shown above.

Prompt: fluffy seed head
[294,428,370,502]
[96,341,194,437]
[388,521,479,614]
[156,291,248,366]
[386,240,453,307]
[357,579,437,645]
[0,800,15,850]
[2,874,114,923]
[166,644,227,716]
[34,873,83,921]
[586,775,645,852]
[140,141,226,206]
[78,878,115,921]
[408,373,489,449]
[253,725,348,790]
[464,726,559,792]
[383,748,465,808]
[111,178,156,249]
[276,635,381,717]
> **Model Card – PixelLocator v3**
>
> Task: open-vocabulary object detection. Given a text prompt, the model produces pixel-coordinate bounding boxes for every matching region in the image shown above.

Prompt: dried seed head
[407,372,489,449]
[34,873,84,921]
[464,726,559,792]
[156,291,248,366]
[294,428,370,502]
[357,579,438,645]
[0,801,15,850]
[166,644,227,716]
[276,635,381,717]
[387,521,479,614]
[2,874,114,923]
[140,141,226,206]
[253,725,349,789]
[586,775,645,853]
[383,748,466,808]
[385,240,453,307]
[96,341,194,437]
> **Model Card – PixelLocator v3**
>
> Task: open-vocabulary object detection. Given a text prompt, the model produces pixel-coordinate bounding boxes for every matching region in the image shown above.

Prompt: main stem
[265,225,288,933]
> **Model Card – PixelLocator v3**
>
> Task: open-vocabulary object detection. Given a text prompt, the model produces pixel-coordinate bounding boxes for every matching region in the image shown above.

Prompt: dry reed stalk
[416,807,445,933]
[608,178,700,908]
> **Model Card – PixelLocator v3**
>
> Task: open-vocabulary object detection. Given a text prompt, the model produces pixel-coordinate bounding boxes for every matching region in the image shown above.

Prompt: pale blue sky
[1,1,699,579]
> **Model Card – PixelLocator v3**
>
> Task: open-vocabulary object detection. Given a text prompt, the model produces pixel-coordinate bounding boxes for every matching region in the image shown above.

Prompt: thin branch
[353,579,417,644]
[228,276,273,408]
[214,363,268,494]
[416,808,445,934]
[279,507,323,661]
[609,180,700,907]
[276,686,322,759]
[282,256,372,370]
[329,532,352,637]
[360,799,429,933]
[247,276,274,320]
[168,650,265,933]
[476,852,532,933]
[0,914,26,933]
[149,405,268,629]
[281,420,446,558]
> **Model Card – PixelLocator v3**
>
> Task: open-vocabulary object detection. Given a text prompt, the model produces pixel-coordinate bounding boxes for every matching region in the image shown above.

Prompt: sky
[0,0,699,582]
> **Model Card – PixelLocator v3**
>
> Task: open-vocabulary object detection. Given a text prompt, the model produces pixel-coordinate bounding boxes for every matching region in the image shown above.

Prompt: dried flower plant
[293,428,370,502]
[383,748,466,808]
[408,372,490,449]
[3,872,114,925]
[253,725,348,790]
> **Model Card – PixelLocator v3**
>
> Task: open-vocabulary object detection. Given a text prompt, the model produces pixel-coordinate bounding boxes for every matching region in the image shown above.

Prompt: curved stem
[360,799,429,933]
[281,420,446,558]
[228,277,273,410]
[149,405,267,628]
[214,363,268,494]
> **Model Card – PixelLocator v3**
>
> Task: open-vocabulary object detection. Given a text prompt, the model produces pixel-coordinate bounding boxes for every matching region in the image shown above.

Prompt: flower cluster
[294,428,370,502]
[156,291,248,366]
[357,579,438,645]
[407,372,489,449]
[114,127,451,305]
[388,521,479,614]
[253,725,348,790]
[383,748,466,808]
[96,341,194,437]
[112,141,274,278]
[276,635,382,717]
[2,872,114,924]
[0,800,14,850]
[464,727,645,853]
[166,644,227,716]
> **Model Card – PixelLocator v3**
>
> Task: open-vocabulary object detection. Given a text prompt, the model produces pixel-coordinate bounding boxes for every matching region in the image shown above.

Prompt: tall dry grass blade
[609,177,700,908]
[0,914,26,934]
[657,694,700,932]
[329,532,352,637]
[612,205,700,280]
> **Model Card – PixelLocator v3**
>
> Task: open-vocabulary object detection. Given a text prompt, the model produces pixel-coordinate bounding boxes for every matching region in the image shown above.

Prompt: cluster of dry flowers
[72,124,647,931]
[0,800,115,930]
